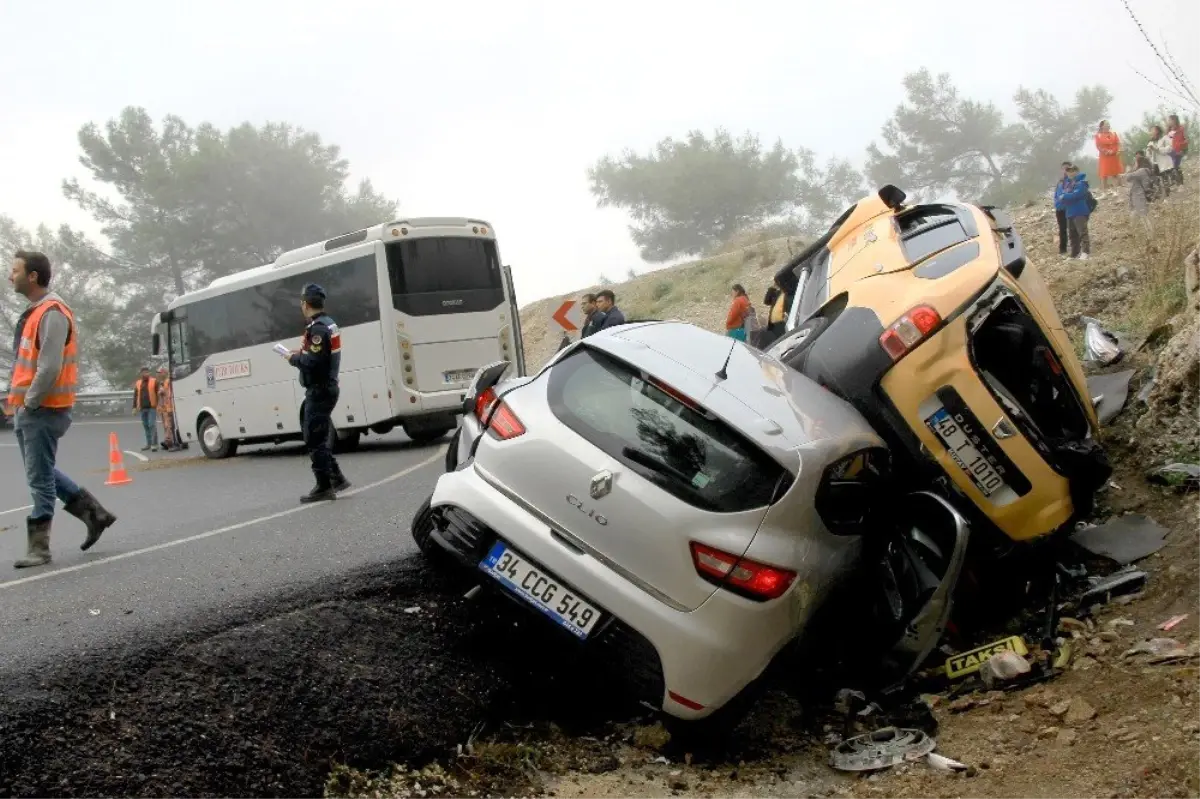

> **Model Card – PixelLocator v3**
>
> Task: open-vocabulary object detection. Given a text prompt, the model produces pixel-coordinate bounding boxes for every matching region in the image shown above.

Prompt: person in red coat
[1094,120,1123,191]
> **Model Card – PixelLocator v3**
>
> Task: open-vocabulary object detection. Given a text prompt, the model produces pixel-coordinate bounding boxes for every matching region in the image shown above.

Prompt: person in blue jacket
[1052,161,1072,256]
[1060,164,1093,261]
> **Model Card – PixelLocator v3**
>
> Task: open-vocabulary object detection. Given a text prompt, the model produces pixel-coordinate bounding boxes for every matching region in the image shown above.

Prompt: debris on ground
[944,635,1029,681]
[1069,514,1169,564]
[1159,614,1189,632]
[925,752,970,773]
[1078,568,1149,608]
[979,651,1031,689]
[1086,369,1136,424]
[829,728,936,772]
[1082,317,1127,366]
[1146,462,1200,491]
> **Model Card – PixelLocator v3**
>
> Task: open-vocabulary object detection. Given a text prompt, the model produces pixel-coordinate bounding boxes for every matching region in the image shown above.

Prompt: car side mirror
[151,333,161,356]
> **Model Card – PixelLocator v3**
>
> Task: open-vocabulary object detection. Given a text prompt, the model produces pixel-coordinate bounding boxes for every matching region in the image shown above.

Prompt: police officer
[288,283,351,503]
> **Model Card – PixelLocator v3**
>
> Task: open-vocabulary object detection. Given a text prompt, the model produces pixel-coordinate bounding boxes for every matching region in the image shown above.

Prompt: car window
[547,347,792,513]
[897,207,971,263]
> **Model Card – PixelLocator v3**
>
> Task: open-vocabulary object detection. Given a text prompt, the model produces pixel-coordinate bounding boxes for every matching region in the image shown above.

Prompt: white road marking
[123,450,150,462]
[0,448,445,591]
[0,504,33,517]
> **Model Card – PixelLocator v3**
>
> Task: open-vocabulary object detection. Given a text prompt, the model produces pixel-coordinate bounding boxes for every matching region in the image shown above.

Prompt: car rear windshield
[546,347,792,513]
[897,206,972,263]
[385,237,502,294]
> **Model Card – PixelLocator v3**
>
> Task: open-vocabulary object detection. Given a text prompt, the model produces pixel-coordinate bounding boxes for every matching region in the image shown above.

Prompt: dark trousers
[1068,215,1090,257]
[302,387,342,484]
[1055,208,1068,254]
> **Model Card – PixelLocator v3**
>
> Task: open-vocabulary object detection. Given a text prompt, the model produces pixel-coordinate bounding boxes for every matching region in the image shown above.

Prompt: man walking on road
[132,366,159,451]
[6,251,117,568]
[288,283,350,503]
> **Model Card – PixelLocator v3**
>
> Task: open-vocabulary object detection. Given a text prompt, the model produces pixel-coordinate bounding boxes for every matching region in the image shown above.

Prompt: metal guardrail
[76,390,135,403]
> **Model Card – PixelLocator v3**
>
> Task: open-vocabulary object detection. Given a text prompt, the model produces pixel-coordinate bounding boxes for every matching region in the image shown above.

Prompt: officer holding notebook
[287,283,351,503]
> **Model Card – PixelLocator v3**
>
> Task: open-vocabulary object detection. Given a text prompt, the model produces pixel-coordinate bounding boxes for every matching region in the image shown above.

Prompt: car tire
[773,315,831,372]
[198,414,237,459]
[412,494,456,570]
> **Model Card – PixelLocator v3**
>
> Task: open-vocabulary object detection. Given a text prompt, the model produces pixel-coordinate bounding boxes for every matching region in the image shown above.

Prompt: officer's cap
[301,283,326,302]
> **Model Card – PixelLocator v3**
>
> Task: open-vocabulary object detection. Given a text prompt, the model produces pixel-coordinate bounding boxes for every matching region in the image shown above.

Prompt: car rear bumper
[880,311,1079,541]
[428,463,801,719]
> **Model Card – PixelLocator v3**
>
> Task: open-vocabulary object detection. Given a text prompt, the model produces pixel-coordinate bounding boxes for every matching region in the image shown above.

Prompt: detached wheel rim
[202,422,223,451]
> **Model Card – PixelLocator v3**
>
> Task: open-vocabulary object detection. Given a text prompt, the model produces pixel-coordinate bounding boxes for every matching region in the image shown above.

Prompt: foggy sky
[2,0,1196,309]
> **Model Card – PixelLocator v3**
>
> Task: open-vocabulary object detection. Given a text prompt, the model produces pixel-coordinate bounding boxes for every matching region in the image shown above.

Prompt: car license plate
[925,407,1007,496]
[480,542,602,639]
[444,368,477,385]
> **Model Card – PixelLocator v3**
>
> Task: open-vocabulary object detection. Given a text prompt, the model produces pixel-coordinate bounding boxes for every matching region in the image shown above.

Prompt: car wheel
[411,494,456,569]
[198,414,236,459]
[773,315,831,371]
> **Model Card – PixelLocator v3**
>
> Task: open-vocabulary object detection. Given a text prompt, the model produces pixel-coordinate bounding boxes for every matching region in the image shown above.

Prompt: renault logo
[589,470,613,499]
[992,418,1018,440]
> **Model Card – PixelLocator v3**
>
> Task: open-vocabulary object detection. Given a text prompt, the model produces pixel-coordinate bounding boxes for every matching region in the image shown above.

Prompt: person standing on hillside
[132,366,159,452]
[579,293,607,338]
[1053,162,1073,257]
[1060,165,1093,261]
[1166,114,1188,185]
[1094,121,1123,191]
[6,250,117,568]
[725,284,752,341]
[593,290,626,331]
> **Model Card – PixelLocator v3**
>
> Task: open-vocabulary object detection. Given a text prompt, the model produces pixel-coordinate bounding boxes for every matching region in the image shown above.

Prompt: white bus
[150,217,527,459]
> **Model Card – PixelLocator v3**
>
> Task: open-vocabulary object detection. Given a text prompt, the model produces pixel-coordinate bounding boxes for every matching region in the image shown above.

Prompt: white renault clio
[414,321,968,730]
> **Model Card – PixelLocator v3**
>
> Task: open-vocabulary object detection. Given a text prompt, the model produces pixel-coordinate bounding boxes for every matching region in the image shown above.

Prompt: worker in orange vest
[156,366,178,451]
[6,250,117,568]
[132,366,159,452]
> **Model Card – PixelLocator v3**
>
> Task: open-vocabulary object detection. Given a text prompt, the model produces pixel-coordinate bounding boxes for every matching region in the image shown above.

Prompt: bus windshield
[386,237,501,294]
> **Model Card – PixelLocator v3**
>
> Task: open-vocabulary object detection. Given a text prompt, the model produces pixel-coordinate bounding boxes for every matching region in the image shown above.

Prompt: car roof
[582,321,882,455]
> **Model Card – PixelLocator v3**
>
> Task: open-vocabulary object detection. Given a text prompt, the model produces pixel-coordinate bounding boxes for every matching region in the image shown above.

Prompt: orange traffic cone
[105,432,133,486]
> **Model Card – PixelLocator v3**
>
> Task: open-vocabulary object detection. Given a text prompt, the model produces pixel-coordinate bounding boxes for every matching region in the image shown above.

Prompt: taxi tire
[411,495,457,572]
[444,427,461,472]
[775,315,831,372]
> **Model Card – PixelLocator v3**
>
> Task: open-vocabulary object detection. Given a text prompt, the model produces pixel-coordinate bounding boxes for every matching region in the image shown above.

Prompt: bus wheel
[198,415,237,459]
[404,424,453,445]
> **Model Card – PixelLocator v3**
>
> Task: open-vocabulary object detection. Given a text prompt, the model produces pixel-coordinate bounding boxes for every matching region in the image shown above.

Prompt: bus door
[501,264,527,377]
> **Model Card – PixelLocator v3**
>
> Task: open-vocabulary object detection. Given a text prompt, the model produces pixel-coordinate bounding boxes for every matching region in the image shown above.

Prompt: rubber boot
[14,518,52,569]
[64,488,118,552]
[301,477,337,504]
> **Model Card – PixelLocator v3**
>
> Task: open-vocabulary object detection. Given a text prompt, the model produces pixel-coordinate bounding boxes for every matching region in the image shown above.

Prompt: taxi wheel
[775,315,830,371]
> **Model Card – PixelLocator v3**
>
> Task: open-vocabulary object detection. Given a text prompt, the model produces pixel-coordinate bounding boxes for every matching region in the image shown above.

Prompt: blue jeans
[14,407,82,521]
[140,408,158,447]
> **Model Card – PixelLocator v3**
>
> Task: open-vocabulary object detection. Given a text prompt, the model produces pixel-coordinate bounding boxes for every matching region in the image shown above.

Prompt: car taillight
[473,386,525,440]
[689,542,796,601]
[879,304,942,361]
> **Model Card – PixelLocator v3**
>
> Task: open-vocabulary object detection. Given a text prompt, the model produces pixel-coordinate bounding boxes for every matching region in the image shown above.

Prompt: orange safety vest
[133,376,159,410]
[6,298,78,410]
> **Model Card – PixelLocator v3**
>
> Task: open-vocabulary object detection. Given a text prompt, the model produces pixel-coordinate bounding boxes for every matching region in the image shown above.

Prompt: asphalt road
[0,417,445,672]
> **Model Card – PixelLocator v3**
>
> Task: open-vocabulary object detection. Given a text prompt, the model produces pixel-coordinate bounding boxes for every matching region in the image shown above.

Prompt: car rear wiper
[622,446,695,487]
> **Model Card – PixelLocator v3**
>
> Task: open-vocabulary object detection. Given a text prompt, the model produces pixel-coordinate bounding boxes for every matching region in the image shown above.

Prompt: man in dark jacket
[579,293,607,338]
[1060,165,1093,261]
[594,289,626,331]
[1052,161,1072,256]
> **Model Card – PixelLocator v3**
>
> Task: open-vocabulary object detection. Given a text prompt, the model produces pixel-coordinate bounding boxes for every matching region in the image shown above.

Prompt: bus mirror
[151,332,161,356]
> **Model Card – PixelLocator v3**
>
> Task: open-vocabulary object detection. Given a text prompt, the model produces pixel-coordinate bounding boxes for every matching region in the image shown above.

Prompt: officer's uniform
[288,283,350,502]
